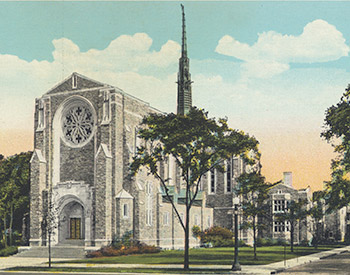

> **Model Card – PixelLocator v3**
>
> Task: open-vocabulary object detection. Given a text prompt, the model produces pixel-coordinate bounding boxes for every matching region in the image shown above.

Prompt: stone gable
[46,73,109,95]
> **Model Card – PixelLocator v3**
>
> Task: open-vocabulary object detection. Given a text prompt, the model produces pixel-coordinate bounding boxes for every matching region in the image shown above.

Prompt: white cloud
[0,33,180,130]
[215,20,349,78]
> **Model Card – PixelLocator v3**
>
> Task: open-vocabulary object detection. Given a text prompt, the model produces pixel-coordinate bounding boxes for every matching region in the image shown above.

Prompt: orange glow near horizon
[258,130,335,192]
[0,129,33,157]
[0,128,335,192]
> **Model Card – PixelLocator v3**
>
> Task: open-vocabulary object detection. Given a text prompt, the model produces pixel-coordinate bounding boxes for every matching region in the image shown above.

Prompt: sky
[1,1,350,191]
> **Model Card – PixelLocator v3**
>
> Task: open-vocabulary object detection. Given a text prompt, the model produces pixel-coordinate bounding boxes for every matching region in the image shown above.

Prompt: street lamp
[232,196,241,271]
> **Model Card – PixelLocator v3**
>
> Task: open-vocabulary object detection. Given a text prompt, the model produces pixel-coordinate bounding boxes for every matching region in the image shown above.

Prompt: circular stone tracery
[62,104,94,146]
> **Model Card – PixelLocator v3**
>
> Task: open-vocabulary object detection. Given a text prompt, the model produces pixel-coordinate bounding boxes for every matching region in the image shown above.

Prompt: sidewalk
[1,245,350,274]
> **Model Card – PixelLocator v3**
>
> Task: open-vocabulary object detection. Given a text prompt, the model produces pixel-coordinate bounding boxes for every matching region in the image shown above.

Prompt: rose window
[62,105,94,146]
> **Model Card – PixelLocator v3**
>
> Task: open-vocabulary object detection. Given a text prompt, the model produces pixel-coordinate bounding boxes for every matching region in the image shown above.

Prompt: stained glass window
[62,105,94,146]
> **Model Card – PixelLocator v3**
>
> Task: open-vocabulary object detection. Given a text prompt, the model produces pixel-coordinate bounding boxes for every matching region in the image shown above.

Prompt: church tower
[177,4,192,115]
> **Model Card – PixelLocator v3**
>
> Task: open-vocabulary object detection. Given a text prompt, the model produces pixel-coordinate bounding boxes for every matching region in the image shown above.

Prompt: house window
[123,204,129,218]
[226,161,232,193]
[163,211,169,226]
[274,200,286,212]
[194,214,199,226]
[232,158,240,176]
[285,221,290,232]
[198,177,203,191]
[208,169,216,194]
[146,182,153,226]
[207,215,211,228]
[102,90,110,123]
[274,221,285,232]
[134,127,142,155]
[72,75,77,89]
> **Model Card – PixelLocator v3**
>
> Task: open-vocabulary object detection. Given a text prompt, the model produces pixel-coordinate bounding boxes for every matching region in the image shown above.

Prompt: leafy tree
[236,172,270,260]
[130,107,259,270]
[41,188,58,268]
[0,152,31,247]
[275,199,308,252]
[321,85,350,210]
[308,191,325,248]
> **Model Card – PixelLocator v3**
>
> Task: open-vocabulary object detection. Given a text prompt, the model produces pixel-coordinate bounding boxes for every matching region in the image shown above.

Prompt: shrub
[192,225,201,239]
[0,246,18,257]
[256,238,289,247]
[299,239,310,247]
[86,244,161,258]
[192,226,234,247]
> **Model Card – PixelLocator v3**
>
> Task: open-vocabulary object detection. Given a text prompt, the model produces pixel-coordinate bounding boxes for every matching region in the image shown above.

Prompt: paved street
[281,251,350,274]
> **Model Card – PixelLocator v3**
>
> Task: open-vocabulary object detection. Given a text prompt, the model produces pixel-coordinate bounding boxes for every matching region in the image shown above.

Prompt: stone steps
[15,246,86,258]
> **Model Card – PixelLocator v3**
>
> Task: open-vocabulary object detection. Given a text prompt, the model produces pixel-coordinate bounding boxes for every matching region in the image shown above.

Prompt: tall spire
[177,4,192,115]
[181,4,187,58]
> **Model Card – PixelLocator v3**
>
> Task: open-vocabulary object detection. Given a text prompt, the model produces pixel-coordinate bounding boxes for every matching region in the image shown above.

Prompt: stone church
[29,7,249,249]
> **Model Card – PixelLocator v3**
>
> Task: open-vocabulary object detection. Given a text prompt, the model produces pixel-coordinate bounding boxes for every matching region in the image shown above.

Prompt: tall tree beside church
[309,191,325,248]
[0,151,31,247]
[321,85,350,210]
[236,172,271,260]
[130,107,259,270]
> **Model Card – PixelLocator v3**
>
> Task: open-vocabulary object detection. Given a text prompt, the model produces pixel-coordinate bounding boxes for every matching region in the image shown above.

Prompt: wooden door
[70,218,81,239]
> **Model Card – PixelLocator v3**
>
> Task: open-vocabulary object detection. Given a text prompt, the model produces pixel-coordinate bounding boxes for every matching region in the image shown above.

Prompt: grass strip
[7,266,232,274]
[56,245,346,266]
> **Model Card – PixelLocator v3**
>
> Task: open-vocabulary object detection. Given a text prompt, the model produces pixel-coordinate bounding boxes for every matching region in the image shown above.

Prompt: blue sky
[2,1,350,190]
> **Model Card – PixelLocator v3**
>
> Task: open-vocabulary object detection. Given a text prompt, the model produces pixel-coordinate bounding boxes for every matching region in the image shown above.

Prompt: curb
[268,245,350,274]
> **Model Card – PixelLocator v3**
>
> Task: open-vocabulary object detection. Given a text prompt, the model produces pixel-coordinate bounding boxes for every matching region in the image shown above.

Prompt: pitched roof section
[116,189,133,199]
[45,72,111,95]
[30,149,46,163]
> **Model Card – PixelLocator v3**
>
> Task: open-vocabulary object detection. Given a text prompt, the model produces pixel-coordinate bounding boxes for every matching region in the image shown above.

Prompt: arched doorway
[58,201,85,244]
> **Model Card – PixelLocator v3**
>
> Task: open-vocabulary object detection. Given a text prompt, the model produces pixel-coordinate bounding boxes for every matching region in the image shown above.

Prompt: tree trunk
[253,216,257,260]
[3,217,7,248]
[48,230,51,268]
[183,170,190,270]
[184,211,189,270]
[290,221,294,253]
[9,203,13,246]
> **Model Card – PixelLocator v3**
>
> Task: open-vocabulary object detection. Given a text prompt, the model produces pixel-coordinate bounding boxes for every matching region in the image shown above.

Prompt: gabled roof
[269,182,296,191]
[116,189,133,199]
[95,143,112,159]
[45,72,112,95]
[30,149,46,163]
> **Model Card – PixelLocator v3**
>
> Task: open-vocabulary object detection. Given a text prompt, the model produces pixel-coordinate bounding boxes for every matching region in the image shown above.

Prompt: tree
[308,191,325,248]
[236,172,270,260]
[321,85,350,210]
[130,107,259,270]
[0,152,31,247]
[41,188,58,268]
[275,199,308,252]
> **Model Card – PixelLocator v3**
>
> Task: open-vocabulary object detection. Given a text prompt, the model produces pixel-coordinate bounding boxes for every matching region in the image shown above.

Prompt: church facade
[29,72,217,248]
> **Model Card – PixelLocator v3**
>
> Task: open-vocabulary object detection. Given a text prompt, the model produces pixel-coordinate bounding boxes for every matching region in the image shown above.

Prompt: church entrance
[58,200,85,244]
[70,218,81,239]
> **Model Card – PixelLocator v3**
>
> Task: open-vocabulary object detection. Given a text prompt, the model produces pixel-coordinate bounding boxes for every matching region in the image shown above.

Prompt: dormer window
[72,75,77,89]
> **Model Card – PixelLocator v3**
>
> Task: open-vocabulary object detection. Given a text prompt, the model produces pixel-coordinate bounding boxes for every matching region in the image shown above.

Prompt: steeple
[177,4,192,115]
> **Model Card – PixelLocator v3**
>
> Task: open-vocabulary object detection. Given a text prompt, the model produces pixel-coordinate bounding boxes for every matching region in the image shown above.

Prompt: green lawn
[61,244,345,266]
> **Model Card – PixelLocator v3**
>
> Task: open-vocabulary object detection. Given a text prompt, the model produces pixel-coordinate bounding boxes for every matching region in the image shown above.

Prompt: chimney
[283,172,293,187]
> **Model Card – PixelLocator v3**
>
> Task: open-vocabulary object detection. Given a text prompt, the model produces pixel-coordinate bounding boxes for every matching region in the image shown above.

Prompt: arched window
[146,182,153,226]
[123,203,129,218]
[226,160,232,193]
[102,90,111,123]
